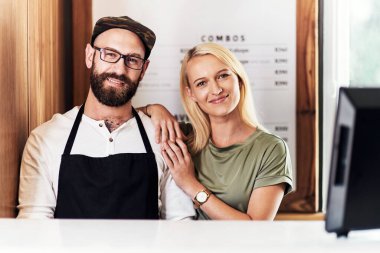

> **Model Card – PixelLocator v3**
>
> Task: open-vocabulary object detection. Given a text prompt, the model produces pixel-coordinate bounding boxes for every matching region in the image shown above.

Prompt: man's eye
[127,57,139,64]
[105,52,118,58]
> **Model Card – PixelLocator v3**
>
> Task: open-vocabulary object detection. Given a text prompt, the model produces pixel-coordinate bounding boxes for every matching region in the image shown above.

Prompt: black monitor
[326,87,380,237]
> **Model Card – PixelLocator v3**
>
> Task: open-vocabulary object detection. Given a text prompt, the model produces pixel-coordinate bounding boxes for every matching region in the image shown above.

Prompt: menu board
[93,0,296,165]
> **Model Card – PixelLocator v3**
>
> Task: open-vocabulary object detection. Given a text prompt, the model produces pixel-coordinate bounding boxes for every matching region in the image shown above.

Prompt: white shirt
[17,106,195,220]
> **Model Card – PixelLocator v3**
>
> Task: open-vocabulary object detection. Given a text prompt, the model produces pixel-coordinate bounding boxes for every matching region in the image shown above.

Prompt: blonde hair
[180,42,262,154]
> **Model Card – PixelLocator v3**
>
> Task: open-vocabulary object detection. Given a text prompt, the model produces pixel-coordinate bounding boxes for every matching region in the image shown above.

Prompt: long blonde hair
[180,42,262,154]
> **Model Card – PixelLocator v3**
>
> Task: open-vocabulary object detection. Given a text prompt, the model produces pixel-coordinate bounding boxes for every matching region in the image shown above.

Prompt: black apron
[54,105,159,219]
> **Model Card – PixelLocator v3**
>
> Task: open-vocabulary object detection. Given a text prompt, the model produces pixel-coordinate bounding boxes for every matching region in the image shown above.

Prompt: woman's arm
[201,184,285,220]
[161,139,286,220]
[136,104,185,143]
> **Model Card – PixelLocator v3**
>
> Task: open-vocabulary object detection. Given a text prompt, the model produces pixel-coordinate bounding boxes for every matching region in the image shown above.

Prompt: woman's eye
[218,73,229,80]
[196,81,206,87]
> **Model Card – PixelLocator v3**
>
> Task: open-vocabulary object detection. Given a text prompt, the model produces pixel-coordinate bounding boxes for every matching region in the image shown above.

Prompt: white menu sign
[93,0,297,167]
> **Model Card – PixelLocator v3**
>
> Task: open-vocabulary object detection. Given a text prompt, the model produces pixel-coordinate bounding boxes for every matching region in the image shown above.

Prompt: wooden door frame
[72,0,92,106]
[279,0,319,213]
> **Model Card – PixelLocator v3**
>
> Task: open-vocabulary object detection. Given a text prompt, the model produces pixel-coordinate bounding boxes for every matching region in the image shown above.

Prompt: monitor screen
[325,87,380,237]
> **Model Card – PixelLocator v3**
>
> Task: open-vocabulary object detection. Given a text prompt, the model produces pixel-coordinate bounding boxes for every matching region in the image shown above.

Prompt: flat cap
[91,16,156,59]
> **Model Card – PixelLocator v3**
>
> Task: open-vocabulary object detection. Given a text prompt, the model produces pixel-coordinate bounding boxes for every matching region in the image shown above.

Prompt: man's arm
[136,104,185,143]
[17,131,56,219]
[158,155,195,220]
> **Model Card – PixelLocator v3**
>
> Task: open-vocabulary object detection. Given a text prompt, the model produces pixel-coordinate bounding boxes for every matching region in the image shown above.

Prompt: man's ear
[85,43,95,69]
[186,86,197,102]
[139,60,150,81]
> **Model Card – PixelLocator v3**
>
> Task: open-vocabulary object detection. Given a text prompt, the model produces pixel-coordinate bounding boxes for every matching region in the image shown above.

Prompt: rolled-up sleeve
[254,139,293,195]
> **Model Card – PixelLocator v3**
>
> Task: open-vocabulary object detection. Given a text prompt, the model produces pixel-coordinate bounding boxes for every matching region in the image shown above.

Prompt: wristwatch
[193,189,212,209]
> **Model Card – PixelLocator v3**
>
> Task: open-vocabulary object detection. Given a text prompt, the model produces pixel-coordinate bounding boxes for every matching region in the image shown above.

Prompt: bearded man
[17,16,195,220]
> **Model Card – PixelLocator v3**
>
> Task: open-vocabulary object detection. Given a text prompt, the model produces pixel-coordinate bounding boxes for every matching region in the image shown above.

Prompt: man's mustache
[100,72,132,84]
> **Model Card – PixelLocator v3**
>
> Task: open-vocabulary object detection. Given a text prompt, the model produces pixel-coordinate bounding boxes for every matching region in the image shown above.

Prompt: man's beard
[90,65,140,107]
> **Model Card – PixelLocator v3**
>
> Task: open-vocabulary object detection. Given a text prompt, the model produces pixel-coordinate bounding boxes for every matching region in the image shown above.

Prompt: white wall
[322,0,350,210]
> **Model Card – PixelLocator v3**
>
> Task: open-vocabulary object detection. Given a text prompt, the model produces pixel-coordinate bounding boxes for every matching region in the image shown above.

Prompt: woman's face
[186,54,241,118]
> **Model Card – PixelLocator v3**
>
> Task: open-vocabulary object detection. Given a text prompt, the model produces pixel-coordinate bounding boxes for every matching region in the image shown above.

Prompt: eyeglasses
[93,46,146,70]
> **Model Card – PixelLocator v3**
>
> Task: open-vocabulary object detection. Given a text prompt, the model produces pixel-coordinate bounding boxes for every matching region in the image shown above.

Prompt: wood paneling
[279,0,318,212]
[0,0,29,217]
[0,0,68,217]
[28,0,66,129]
[72,0,92,106]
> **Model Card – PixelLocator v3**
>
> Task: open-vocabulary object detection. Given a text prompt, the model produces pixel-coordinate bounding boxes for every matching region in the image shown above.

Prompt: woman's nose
[211,85,223,95]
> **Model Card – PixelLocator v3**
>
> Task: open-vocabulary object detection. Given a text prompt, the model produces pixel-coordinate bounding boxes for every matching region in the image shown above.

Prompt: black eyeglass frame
[93,46,146,70]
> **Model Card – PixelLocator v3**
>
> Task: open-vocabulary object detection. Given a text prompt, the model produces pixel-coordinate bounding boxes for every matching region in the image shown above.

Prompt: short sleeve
[253,139,293,195]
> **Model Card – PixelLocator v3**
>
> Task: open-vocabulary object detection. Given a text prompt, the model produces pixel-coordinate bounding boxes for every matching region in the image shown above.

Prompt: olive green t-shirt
[189,128,293,220]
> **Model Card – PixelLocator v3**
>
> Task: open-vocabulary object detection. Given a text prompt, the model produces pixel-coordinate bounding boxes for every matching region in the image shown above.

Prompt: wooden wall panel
[28,0,66,129]
[72,0,92,106]
[279,0,318,212]
[0,0,68,217]
[0,0,29,217]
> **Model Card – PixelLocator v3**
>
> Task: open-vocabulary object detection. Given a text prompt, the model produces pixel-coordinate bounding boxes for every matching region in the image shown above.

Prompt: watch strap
[193,188,212,209]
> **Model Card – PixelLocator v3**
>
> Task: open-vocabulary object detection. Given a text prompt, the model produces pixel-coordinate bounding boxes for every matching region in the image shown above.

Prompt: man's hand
[145,104,185,143]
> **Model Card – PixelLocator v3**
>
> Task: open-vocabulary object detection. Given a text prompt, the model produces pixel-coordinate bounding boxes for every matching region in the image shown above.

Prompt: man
[17,16,195,219]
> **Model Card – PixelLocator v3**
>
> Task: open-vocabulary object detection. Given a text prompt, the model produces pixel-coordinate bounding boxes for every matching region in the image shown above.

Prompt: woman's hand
[146,104,185,143]
[161,138,199,194]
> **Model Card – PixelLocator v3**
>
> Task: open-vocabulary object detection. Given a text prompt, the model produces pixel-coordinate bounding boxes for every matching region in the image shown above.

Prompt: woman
[146,42,292,220]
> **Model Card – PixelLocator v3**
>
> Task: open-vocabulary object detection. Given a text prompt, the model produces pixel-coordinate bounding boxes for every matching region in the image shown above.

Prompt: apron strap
[63,105,84,155]
[63,105,153,155]
[132,107,154,154]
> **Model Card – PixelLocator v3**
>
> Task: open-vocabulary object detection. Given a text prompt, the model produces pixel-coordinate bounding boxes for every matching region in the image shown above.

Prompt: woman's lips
[209,94,229,104]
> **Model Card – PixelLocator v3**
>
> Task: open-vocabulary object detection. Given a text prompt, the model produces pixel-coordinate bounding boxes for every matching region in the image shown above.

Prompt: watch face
[196,191,208,203]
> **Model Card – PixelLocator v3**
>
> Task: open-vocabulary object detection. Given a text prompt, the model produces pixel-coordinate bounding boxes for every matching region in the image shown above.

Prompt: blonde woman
[145,43,293,220]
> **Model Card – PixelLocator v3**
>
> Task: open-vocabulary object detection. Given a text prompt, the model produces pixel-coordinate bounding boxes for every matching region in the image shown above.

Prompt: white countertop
[1,219,379,252]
